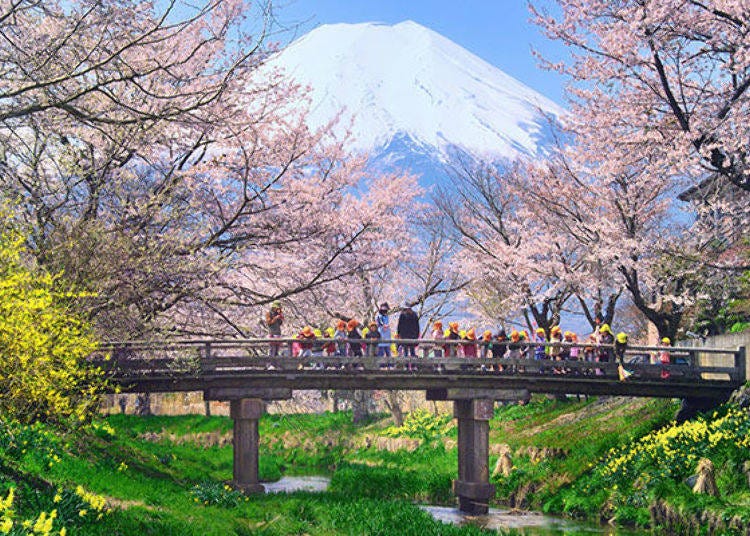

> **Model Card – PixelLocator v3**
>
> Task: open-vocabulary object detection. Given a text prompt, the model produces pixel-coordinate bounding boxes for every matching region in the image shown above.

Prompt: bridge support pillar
[230,398,265,494]
[453,399,495,515]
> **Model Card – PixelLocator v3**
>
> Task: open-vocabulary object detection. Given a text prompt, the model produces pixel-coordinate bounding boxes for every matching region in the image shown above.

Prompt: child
[324,327,336,356]
[446,321,460,357]
[519,330,530,359]
[659,337,672,379]
[492,329,508,371]
[549,326,563,361]
[565,331,578,361]
[334,320,347,356]
[614,332,628,364]
[347,319,363,357]
[480,330,493,359]
[534,328,547,360]
[463,328,478,358]
[615,332,633,381]
[431,321,444,357]
[507,330,522,359]
[598,324,614,363]
[297,326,316,359]
[365,321,381,357]
[312,328,324,357]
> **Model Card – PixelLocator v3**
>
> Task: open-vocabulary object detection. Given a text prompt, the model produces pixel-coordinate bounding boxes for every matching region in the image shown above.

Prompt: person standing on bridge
[333,320,347,356]
[365,321,381,357]
[480,330,493,359]
[324,327,336,356]
[597,324,615,363]
[462,328,478,358]
[534,328,547,361]
[615,332,634,381]
[446,321,460,357]
[659,337,672,379]
[266,300,284,357]
[297,326,316,357]
[431,321,444,357]
[519,330,530,359]
[347,319,363,357]
[375,303,391,357]
[397,303,420,359]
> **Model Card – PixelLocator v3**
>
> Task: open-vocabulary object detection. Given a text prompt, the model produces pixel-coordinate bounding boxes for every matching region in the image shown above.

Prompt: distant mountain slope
[266,20,564,171]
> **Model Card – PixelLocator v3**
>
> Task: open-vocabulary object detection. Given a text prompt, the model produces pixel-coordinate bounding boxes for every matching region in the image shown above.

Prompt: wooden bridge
[94,338,747,514]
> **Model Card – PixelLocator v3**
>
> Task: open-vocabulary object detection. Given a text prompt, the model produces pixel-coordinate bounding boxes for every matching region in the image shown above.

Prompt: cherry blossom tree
[522,146,697,340]
[531,0,750,194]
[435,161,574,333]
[528,0,750,338]
[0,1,421,339]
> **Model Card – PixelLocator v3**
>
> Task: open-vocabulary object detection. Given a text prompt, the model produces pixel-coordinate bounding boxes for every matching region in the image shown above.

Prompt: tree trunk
[352,390,373,424]
[383,391,405,427]
[135,393,152,416]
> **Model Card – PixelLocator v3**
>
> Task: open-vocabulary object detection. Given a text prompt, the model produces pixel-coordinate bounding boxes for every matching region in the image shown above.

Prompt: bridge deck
[93,338,746,400]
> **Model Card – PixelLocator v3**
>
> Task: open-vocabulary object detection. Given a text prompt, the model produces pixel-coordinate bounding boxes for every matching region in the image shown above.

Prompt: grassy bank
[1,393,748,534]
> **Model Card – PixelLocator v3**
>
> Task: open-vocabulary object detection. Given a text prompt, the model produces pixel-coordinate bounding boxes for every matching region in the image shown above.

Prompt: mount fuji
[267,20,565,181]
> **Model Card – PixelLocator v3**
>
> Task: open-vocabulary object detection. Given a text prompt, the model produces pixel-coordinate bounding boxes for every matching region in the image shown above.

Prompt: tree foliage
[531,0,750,195]
[479,0,750,338]
[0,222,105,424]
[0,0,419,338]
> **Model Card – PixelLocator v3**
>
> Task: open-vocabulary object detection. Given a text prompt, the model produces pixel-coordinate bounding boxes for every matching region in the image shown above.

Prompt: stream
[264,476,647,535]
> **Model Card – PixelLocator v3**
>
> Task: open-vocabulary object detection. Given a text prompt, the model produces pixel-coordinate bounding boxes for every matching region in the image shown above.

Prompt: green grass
[2,394,747,534]
[0,411,493,535]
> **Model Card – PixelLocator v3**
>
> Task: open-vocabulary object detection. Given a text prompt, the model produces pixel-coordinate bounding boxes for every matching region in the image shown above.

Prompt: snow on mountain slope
[266,20,564,162]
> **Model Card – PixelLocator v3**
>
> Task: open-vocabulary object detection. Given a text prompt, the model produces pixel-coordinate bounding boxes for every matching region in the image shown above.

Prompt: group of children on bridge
[265,301,675,378]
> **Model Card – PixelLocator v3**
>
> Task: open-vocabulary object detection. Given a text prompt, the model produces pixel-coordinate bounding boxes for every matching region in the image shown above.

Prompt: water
[263,475,331,493]
[421,506,645,535]
[261,477,644,535]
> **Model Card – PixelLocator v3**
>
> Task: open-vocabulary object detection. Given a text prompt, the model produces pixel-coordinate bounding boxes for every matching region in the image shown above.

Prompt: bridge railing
[90,339,746,385]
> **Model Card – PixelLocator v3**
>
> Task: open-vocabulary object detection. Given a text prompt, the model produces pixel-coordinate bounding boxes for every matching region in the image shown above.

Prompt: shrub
[190,482,248,508]
[0,224,107,425]
[381,409,452,442]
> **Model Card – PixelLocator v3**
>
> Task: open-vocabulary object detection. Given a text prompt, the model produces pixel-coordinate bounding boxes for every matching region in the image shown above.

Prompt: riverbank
[1,392,748,534]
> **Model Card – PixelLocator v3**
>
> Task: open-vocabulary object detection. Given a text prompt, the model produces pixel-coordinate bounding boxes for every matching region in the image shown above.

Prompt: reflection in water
[421,506,644,535]
[263,476,331,493]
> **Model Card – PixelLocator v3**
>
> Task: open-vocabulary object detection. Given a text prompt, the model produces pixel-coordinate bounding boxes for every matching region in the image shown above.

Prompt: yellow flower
[0,488,14,512]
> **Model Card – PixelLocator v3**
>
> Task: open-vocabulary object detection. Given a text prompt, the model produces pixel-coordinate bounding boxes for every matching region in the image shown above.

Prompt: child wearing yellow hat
[297,326,316,358]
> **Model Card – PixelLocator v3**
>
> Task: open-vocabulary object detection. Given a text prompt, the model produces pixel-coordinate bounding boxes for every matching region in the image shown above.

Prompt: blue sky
[270,0,568,105]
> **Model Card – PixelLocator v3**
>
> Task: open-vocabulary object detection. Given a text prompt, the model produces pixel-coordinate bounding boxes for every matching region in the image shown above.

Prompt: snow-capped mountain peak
[267,20,564,164]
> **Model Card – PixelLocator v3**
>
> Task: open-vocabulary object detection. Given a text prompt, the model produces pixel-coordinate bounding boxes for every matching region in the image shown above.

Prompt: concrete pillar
[230,398,265,493]
[453,399,495,514]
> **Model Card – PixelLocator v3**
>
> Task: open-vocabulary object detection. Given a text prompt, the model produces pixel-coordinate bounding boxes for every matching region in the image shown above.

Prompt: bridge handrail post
[687,348,700,378]
[202,342,215,374]
[735,346,747,384]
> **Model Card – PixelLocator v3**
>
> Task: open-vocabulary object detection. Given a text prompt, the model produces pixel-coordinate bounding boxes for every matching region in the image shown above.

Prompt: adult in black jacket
[397,304,420,358]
